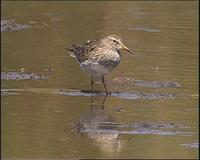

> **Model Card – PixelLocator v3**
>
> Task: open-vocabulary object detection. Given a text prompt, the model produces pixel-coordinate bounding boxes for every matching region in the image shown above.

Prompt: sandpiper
[66,35,134,94]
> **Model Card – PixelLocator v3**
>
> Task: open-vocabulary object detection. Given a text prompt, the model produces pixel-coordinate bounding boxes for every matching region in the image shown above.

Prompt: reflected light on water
[72,95,124,156]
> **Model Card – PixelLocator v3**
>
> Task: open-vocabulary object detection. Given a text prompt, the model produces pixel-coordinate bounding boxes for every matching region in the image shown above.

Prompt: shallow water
[1,1,198,159]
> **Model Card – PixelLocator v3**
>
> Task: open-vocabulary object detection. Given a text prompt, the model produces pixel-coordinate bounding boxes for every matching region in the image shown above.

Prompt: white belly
[79,50,121,76]
[80,60,112,76]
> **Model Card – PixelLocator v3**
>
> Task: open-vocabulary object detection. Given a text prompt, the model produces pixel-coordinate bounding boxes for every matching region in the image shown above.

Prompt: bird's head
[104,35,135,54]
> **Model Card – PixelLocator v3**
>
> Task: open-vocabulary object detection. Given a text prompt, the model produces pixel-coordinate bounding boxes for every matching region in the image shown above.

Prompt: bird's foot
[105,91,111,95]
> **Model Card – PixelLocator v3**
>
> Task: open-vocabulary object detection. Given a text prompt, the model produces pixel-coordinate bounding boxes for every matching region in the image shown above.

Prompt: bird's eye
[113,40,117,43]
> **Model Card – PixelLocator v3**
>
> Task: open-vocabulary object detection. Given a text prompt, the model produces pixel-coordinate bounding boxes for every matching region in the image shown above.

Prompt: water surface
[1,1,198,159]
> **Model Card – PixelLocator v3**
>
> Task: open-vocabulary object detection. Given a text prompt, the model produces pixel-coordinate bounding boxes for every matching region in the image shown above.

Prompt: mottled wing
[66,37,102,63]
[66,43,86,63]
[82,37,104,61]
[83,37,102,52]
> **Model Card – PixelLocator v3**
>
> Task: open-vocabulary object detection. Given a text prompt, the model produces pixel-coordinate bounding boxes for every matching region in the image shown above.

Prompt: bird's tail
[65,47,76,58]
[65,44,82,59]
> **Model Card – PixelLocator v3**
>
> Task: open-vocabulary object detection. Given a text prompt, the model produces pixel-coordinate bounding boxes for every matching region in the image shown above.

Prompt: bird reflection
[73,93,123,156]
[90,91,108,111]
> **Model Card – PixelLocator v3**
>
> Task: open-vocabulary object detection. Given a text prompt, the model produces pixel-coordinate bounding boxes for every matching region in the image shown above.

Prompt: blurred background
[1,1,198,159]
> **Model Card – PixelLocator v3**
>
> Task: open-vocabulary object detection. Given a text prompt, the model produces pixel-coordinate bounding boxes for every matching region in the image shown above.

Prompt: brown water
[1,1,198,159]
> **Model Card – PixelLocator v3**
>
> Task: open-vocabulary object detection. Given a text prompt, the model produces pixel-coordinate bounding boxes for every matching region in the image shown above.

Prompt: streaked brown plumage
[66,35,134,94]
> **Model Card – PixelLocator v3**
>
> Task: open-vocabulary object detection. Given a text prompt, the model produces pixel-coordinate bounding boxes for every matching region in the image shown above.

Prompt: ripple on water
[129,27,161,33]
[1,88,179,100]
[1,19,49,32]
[73,120,194,138]
[54,89,176,100]
[111,77,182,88]
[1,20,31,32]
[181,142,199,149]
[1,72,46,80]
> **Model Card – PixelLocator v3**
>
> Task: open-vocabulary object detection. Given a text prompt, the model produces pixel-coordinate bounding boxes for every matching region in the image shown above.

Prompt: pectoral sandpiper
[66,35,134,94]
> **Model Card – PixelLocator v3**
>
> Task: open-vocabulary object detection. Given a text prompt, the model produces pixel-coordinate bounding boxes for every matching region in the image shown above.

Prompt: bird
[66,35,134,95]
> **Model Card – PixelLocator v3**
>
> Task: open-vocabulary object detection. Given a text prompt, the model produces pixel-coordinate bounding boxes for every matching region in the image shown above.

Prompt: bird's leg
[91,75,94,94]
[90,90,94,112]
[90,75,94,111]
[101,94,108,110]
[101,76,109,95]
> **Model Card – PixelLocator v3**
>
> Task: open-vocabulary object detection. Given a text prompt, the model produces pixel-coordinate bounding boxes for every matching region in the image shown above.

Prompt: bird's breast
[98,50,121,69]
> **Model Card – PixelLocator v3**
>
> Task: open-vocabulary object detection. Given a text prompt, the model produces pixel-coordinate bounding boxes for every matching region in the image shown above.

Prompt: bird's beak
[122,44,135,54]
